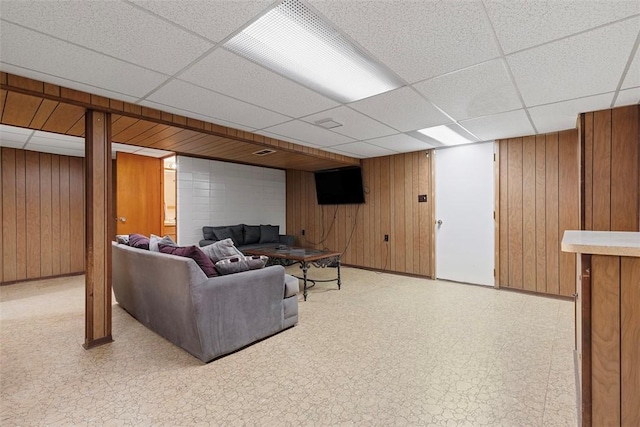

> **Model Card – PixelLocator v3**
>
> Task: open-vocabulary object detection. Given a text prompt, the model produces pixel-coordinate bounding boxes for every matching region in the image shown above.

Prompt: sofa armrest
[190,265,287,361]
[278,234,295,246]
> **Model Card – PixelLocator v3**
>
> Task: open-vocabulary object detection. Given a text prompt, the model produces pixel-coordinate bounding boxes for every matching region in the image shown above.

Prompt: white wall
[176,156,286,246]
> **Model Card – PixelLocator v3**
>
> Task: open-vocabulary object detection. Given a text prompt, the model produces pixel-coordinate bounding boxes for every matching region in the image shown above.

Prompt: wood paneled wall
[1,147,85,284]
[581,104,640,232]
[286,151,433,276]
[497,130,579,297]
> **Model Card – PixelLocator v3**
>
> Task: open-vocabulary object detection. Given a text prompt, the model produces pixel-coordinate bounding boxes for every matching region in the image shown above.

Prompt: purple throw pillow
[158,244,218,277]
[128,233,150,250]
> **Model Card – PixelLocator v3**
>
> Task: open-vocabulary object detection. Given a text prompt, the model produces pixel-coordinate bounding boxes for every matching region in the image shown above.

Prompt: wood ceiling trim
[0,72,360,165]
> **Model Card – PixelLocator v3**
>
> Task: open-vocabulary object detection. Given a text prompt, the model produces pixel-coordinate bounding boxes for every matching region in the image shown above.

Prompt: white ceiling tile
[32,131,83,144]
[146,80,289,130]
[615,87,640,106]
[112,143,139,153]
[414,59,522,121]
[131,0,273,42]
[459,109,534,141]
[24,144,84,158]
[179,49,339,117]
[309,0,499,83]
[365,134,435,153]
[350,87,452,132]
[28,136,84,149]
[0,139,26,149]
[325,142,394,158]
[529,93,614,134]
[0,124,34,136]
[301,106,396,140]
[0,0,213,75]
[261,120,355,147]
[138,100,257,132]
[0,22,168,99]
[255,131,322,149]
[507,17,640,107]
[133,147,173,158]
[0,63,141,104]
[622,50,640,89]
[484,1,640,54]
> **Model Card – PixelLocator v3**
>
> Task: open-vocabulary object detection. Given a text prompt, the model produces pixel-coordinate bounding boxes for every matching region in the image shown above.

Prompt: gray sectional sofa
[112,242,299,363]
[199,224,294,252]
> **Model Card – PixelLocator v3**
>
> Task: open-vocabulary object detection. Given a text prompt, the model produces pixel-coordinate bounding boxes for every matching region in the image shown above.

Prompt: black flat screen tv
[314,166,365,205]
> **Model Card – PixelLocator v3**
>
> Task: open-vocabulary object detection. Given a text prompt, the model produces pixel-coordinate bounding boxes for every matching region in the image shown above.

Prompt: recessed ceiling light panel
[224,0,403,103]
[418,125,474,146]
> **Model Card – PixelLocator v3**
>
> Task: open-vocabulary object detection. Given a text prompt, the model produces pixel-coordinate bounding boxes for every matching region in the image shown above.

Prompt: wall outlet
[301,229,305,236]
[384,234,389,242]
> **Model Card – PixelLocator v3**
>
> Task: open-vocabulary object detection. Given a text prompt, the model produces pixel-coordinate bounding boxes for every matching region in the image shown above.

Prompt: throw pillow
[128,233,150,250]
[213,225,244,247]
[115,234,129,245]
[244,255,268,270]
[215,257,250,275]
[149,234,176,252]
[158,244,218,277]
[259,225,279,244]
[243,225,261,245]
[200,238,243,263]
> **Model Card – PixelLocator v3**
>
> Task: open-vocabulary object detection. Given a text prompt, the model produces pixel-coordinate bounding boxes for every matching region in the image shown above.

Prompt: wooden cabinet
[563,231,640,426]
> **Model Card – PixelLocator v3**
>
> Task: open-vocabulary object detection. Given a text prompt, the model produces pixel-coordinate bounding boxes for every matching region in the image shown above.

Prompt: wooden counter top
[561,230,640,257]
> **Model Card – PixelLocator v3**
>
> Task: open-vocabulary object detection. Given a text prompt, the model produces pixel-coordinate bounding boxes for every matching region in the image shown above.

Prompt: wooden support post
[83,110,113,349]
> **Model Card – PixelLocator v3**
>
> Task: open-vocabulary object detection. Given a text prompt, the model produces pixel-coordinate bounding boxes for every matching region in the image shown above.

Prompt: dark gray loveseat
[199,224,294,252]
[112,242,299,363]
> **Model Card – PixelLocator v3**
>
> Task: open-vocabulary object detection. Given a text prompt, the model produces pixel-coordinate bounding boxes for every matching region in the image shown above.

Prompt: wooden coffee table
[244,246,341,301]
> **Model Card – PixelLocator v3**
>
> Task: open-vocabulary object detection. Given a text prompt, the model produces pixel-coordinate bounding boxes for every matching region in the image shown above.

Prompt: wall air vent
[252,148,276,156]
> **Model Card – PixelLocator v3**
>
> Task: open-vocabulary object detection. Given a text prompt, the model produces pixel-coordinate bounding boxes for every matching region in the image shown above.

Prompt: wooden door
[116,152,162,236]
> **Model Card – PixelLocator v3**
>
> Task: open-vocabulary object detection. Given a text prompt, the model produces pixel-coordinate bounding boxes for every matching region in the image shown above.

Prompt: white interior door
[435,142,495,286]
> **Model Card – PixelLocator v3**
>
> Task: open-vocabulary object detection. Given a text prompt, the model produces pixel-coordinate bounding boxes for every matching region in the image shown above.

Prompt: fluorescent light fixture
[224,0,403,103]
[418,125,474,146]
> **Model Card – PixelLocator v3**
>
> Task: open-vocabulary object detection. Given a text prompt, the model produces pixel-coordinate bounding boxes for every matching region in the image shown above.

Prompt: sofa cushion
[243,225,261,245]
[149,234,176,252]
[284,274,299,298]
[215,256,250,275]
[158,244,218,277]
[200,238,243,263]
[259,225,280,244]
[213,225,244,246]
[129,233,150,250]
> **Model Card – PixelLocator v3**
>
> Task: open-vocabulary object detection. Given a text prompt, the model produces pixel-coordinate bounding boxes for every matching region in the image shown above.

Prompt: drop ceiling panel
[0,22,168,99]
[350,87,451,132]
[0,64,140,104]
[131,0,273,42]
[261,120,356,147]
[615,87,640,106]
[0,0,213,75]
[0,124,33,145]
[459,109,534,141]
[508,17,640,107]
[414,59,522,121]
[365,133,435,153]
[25,144,84,157]
[0,139,25,149]
[138,100,257,133]
[145,80,289,130]
[255,130,320,149]
[301,106,396,140]
[309,0,499,83]
[178,49,339,118]
[529,93,614,134]
[325,142,394,158]
[484,0,640,54]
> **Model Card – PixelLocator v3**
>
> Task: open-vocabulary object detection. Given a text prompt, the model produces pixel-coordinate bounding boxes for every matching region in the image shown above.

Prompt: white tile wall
[176,156,286,246]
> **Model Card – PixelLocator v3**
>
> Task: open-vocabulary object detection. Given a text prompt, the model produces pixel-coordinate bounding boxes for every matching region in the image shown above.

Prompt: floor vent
[253,148,276,156]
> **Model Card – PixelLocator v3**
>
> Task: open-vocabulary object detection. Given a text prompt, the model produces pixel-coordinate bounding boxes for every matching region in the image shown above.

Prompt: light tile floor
[1,267,578,426]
